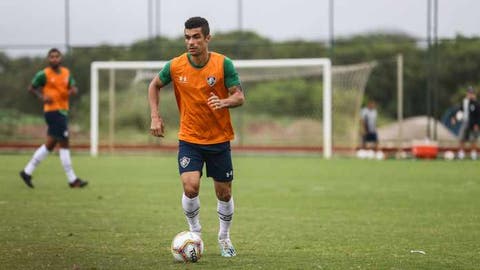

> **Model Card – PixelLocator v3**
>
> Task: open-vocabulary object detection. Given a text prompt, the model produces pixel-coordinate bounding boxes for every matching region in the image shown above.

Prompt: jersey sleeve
[224,57,241,88]
[360,108,367,119]
[158,61,172,85]
[31,70,46,88]
[69,74,76,87]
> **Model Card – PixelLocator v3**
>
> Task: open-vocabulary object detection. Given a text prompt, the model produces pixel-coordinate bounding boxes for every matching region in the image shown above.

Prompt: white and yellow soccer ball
[171,231,204,262]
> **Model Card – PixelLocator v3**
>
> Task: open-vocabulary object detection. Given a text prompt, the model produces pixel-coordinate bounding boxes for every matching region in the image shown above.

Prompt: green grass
[1,154,479,269]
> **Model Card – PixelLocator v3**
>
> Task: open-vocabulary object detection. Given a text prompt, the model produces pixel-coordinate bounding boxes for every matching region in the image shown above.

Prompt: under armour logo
[178,75,188,83]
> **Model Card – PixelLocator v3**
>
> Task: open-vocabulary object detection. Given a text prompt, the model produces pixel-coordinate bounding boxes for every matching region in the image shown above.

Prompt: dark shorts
[460,125,479,142]
[178,140,233,182]
[363,132,378,143]
[44,111,68,141]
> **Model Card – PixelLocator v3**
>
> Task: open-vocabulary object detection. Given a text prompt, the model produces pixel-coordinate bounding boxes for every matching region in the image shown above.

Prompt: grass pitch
[0,154,479,269]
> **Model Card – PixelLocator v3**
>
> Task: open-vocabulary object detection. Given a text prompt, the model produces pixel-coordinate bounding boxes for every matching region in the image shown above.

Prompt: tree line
[1,31,479,120]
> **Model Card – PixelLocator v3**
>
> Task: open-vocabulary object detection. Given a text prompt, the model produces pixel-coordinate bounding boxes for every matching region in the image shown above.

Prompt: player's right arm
[148,62,172,137]
[359,109,367,134]
[148,75,166,137]
[28,70,51,104]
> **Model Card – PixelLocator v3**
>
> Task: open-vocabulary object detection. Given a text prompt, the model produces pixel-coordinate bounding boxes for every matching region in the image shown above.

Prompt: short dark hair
[184,17,210,36]
[48,48,61,56]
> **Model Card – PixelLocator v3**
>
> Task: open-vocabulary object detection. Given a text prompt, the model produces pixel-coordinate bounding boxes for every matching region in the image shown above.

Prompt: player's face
[47,52,62,69]
[184,28,210,56]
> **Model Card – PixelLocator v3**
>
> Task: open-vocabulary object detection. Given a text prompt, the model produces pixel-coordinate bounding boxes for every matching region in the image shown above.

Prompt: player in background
[148,17,245,257]
[451,86,480,160]
[19,48,88,188]
[360,100,379,148]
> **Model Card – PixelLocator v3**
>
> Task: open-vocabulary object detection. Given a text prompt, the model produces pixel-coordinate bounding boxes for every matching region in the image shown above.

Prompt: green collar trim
[187,53,210,69]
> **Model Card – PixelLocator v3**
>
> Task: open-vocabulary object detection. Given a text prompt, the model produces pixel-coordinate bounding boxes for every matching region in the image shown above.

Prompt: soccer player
[19,48,87,188]
[148,17,245,257]
[360,100,379,151]
[451,86,480,160]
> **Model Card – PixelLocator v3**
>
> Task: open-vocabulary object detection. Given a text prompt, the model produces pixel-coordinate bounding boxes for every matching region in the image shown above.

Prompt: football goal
[90,58,375,158]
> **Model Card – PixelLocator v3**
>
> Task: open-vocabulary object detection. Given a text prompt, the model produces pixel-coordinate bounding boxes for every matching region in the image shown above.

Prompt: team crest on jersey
[206,76,216,87]
[179,156,190,168]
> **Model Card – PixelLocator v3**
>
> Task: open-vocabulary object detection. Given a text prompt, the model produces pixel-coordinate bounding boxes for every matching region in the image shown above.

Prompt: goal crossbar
[90,58,332,158]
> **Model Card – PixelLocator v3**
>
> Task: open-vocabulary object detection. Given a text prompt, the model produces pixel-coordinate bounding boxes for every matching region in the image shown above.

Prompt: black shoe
[20,170,34,188]
[69,178,88,188]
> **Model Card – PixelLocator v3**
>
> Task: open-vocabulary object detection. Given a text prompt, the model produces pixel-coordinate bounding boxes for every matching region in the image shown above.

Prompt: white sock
[182,193,201,233]
[24,144,50,175]
[59,148,77,183]
[217,197,234,240]
[471,150,478,160]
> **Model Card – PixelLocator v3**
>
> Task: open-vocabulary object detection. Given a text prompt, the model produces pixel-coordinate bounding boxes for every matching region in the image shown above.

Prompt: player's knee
[181,172,200,198]
[58,139,69,148]
[184,188,199,198]
[45,142,56,151]
[183,182,200,198]
[215,188,231,201]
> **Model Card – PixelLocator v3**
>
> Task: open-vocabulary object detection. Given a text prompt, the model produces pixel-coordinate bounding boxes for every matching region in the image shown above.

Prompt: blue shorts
[178,140,233,182]
[363,132,378,143]
[44,111,69,141]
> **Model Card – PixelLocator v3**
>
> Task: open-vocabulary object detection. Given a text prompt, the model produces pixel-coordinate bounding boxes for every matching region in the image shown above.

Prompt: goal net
[89,59,375,157]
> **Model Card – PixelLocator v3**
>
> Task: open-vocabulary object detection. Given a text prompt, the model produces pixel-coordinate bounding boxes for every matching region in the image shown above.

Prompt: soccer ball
[171,231,204,262]
[356,149,367,159]
[375,151,385,160]
[365,149,376,159]
[443,150,455,161]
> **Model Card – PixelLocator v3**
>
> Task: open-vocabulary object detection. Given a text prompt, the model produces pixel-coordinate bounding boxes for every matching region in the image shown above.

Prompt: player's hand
[68,87,78,96]
[150,116,165,137]
[43,95,53,104]
[208,92,225,110]
[450,117,456,126]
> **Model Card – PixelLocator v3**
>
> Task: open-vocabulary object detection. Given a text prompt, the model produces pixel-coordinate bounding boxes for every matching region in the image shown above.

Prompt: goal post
[90,58,332,158]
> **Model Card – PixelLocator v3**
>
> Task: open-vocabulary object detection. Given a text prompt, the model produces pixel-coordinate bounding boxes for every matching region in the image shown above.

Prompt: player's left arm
[226,84,245,108]
[207,57,245,110]
[208,85,244,110]
[474,101,480,131]
[68,75,78,96]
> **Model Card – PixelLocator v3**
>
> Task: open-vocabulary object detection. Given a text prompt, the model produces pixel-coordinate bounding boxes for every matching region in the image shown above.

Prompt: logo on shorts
[206,76,216,87]
[179,156,190,168]
[226,170,233,178]
[63,131,69,138]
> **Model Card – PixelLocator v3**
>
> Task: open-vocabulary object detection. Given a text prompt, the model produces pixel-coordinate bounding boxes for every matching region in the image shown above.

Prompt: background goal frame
[90,58,332,158]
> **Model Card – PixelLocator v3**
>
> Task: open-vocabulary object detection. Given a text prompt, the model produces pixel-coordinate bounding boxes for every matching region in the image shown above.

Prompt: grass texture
[1,154,479,269]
